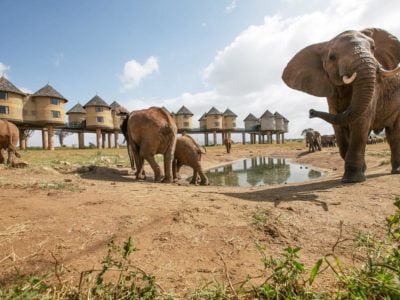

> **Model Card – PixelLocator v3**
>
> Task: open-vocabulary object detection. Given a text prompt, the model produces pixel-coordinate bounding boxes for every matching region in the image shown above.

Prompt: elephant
[173,135,208,185]
[0,120,21,165]
[223,137,232,154]
[282,28,400,183]
[321,134,337,147]
[126,107,177,183]
[119,112,137,172]
[305,131,322,153]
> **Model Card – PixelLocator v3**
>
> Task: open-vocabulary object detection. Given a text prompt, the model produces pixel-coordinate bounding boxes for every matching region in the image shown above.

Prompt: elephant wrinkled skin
[127,107,177,183]
[173,135,208,185]
[0,120,21,165]
[282,28,400,183]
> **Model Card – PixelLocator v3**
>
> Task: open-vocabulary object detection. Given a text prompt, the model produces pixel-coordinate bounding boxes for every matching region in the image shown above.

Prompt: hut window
[214,116,219,119]
[95,107,103,112]
[50,98,59,105]
[51,110,61,118]
[0,106,9,114]
[183,122,189,127]
[214,122,220,127]
[0,91,7,100]
[184,115,189,119]
[97,116,104,123]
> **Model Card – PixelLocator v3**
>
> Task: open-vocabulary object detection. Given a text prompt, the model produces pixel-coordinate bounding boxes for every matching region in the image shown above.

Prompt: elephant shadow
[78,166,154,183]
[218,172,389,211]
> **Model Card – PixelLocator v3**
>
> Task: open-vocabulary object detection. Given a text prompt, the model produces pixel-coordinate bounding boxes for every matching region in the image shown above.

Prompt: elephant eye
[329,53,336,61]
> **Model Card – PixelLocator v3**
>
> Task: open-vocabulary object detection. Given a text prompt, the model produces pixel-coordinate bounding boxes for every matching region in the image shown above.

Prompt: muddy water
[205,157,325,187]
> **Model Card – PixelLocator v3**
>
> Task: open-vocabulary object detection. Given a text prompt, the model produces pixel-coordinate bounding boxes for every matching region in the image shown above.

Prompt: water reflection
[205,157,325,187]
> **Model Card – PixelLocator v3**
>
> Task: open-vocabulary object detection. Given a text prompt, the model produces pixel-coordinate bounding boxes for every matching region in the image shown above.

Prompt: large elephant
[127,107,177,183]
[223,137,232,154]
[282,28,400,183]
[0,120,21,165]
[173,135,208,185]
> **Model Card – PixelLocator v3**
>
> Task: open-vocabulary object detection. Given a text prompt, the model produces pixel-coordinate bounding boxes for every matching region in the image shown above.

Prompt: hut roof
[32,84,67,102]
[274,112,285,119]
[198,113,207,121]
[0,76,26,96]
[244,113,259,122]
[84,95,110,108]
[223,108,237,117]
[207,106,222,116]
[110,101,129,114]
[260,110,274,119]
[176,105,193,116]
[67,103,86,114]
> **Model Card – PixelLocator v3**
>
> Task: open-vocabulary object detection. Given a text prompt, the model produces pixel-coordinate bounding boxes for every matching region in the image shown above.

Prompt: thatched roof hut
[223,108,237,130]
[67,103,86,128]
[244,113,259,131]
[206,107,223,130]
[175,105,193,130]
[260,110,276,131]
[0,76,25,123]
[84,95,113,129]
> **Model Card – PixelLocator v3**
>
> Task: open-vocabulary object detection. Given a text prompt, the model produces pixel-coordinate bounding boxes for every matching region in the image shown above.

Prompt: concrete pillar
[281,133,285,144]
[102,132,106,149]
[276,133,280,144]
[114,130,119,148]
[48,125,54,150]
[96,128,101,149]
[270,133,273,144]
[258,133,261,144]
[108,133,112,149]
[213,131,217,146]
[19,129,26,150]
[42,129,48,150]
[242,132,245,144]
[78,131,85,149]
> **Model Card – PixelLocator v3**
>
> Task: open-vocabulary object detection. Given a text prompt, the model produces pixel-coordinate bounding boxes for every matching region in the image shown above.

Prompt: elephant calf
[173,135,208,185]
[0,120,21,165]
[306,131,322,153]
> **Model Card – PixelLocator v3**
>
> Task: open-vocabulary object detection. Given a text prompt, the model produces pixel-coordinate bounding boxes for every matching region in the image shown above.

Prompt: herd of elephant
[119,106,233,185]
[1,27,400,184]
[305,131,337,153]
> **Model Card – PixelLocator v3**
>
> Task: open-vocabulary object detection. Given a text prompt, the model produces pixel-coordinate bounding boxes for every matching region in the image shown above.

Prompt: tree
[24,129,34,148]
[55,130,72,147]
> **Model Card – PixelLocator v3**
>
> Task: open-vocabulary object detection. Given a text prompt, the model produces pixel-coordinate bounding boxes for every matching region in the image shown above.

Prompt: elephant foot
[391,165,400,174]
[189,178,197,185]
[342,164,366,183]
[161,177,173,183]
[199,180,209,186]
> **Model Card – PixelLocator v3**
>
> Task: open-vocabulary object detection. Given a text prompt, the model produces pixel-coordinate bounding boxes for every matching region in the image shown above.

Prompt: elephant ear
[282,42,335,98]
[361,28,400,69]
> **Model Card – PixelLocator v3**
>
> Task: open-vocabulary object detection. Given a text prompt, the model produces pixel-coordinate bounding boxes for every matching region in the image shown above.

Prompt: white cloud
[119,56,159,92]
[198,0,400,138]
[225,0,237,13]
[0,62,10,77]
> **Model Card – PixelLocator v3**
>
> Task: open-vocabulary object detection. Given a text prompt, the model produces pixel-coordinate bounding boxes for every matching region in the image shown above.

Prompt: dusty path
[0,143,398,296]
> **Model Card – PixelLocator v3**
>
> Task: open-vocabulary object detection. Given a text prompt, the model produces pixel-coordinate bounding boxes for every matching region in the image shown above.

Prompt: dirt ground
[0,142,398,297]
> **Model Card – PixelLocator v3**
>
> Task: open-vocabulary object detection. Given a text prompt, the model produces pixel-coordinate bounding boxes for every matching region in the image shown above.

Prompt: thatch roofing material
[223,108,237,117]
[274,112,285,119]
[0,76,25,96]
[244,113,259,121]
[260,110,274,119]
[198,113,207,121]
[207,106,222,115]
[32,84,67,102]
[84,95,110,108]
[176,105,193,116]
[67,103,86,114]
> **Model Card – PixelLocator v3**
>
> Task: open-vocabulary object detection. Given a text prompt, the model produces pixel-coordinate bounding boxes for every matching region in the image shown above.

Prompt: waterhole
[205,157,325,187]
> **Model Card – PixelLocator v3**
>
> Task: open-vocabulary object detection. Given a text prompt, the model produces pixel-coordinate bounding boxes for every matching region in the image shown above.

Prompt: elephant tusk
[342,72,357,84]
[379,65,400,78]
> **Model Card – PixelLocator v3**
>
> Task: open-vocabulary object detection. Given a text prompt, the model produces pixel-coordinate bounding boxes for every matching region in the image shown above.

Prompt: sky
[1,0,400,146]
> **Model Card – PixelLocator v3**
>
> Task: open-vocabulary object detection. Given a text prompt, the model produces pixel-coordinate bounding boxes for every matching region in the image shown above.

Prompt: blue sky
[1,0,399,146]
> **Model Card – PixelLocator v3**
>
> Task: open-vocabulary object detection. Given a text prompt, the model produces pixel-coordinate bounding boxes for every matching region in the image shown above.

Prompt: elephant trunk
[310,57,377,125]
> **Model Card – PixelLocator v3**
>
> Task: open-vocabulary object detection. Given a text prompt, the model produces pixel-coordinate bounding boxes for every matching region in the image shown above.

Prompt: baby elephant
[173,135,208,185]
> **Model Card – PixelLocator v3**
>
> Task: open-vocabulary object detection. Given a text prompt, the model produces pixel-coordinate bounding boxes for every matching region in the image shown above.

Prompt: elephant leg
[197,165,209,186]
[162,146,174,183]
[386,123,400,174]
[0,148,5,164]
[334,126,349,161]
[172,159,178,182]
[146,155,162,182]
[7,148,15,165]
[190,169,198,185]
[132,144,145,180]
[342,122,369,183]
